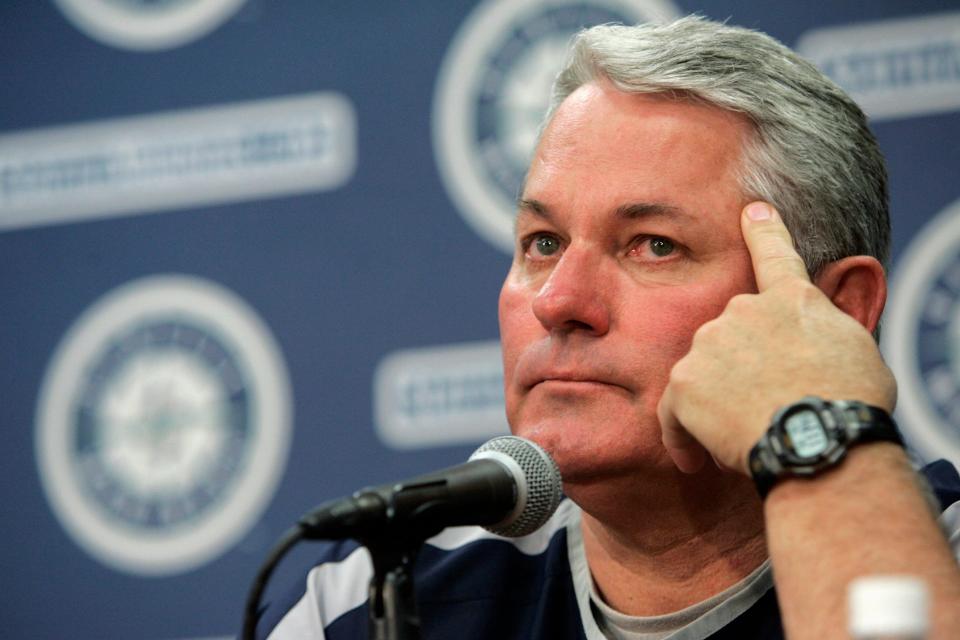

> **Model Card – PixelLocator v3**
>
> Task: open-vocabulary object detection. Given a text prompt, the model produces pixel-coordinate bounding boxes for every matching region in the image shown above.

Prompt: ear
[813,256,887,333]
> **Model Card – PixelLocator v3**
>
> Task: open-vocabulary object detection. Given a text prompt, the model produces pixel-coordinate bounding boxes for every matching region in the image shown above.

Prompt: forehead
[522,84,753,233]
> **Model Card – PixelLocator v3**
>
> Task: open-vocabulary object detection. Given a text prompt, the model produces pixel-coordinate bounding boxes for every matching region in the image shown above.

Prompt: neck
[570,467,768,616]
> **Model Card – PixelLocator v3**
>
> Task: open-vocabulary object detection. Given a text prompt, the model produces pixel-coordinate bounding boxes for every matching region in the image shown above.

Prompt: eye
[628,235,679,261]
[650,237,675,257]
[534,234,561,256]
[522,232,562,259]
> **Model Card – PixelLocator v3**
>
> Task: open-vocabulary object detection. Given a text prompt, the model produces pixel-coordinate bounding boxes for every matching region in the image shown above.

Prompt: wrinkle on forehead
[515,82,754,249]
[517,197,697,227]
[524,82,753,201]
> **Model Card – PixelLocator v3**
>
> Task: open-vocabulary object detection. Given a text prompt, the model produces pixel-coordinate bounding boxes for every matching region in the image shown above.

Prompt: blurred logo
[54,0,247,50]
[374,341,508,448]
[797,11,960,121]
[884,198,960,467]
[36,275,292,575]
[432,0,680,253]
[0,92,356,232]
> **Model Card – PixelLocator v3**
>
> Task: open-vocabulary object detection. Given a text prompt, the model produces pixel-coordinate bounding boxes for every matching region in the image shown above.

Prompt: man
[260,16,960,639]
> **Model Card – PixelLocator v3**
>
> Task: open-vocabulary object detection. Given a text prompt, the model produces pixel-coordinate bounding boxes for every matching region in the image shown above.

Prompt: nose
[531,246,611,335]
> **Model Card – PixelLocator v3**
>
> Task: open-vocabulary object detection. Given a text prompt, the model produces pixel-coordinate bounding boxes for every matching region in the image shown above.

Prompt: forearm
[765,443,960,640]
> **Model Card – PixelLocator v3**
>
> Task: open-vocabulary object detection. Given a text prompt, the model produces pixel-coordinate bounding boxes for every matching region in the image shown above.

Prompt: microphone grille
[470,436,563,537]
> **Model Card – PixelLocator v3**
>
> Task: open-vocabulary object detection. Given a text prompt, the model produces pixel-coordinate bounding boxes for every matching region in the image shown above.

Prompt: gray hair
[544,16,889,276]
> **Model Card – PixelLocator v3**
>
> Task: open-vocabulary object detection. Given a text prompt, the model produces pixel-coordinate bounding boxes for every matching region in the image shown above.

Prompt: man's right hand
[657,201,896,475]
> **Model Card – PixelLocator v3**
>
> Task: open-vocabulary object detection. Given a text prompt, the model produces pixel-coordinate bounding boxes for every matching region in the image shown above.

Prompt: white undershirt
[589,560,772,640]
[563,505,776,640]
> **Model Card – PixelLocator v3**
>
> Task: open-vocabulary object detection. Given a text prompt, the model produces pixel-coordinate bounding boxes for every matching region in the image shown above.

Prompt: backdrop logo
[0,92,356,232]
[36,275,292,576]
[374,341,508,448]
[797,11,960,121]
[54,0,247,51]
[884,198,960,467]
[432,0,680,253]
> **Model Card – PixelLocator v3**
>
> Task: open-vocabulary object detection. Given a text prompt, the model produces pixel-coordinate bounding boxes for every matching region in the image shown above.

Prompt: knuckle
[668,356,693,388]
[724,293,754,314]
[689,318,719,349]
[753,226,790,251]
[764,253,805,276]
[795,280,821,300]
[769,279,818,306]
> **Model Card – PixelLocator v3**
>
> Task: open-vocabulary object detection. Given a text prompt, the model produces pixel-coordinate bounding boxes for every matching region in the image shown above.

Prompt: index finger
[741,201,810,291]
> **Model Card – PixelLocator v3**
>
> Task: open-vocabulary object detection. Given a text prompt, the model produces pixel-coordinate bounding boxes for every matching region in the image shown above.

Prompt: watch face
[783,410,830,458]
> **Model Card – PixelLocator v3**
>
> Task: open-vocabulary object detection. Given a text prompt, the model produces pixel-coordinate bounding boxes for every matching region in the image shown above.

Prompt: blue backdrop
[2,1,959,637]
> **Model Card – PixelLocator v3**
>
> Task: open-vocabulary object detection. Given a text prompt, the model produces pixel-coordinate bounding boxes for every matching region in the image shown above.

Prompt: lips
[536,374,615,387]
[531,378,630,399]
[516,358,631,393]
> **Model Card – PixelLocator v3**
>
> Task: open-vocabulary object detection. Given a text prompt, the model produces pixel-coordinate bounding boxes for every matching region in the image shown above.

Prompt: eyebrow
[516,198,694,224]
[517,198,549,220]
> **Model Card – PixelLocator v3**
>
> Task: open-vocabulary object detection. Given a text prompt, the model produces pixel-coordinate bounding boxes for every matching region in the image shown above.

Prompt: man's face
[498,83,758,484]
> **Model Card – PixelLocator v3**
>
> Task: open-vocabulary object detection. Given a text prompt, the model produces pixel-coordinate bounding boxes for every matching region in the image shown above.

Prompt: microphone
[299,435,563,540]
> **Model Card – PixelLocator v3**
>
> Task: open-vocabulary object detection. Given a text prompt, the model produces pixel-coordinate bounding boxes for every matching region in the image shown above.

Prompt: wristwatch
[748,396,904,499]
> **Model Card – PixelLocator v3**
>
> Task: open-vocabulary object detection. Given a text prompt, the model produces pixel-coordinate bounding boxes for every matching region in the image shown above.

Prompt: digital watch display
[749,397,903,499]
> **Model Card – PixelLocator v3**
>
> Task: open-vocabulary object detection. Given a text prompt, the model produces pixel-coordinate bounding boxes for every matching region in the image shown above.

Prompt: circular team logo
[36,275,292,575]
[54,0,246,51]
[884,198,960,466]
[432,0,680,253]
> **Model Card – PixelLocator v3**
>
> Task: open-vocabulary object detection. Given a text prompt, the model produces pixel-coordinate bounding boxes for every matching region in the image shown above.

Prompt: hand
[656,201,897,475]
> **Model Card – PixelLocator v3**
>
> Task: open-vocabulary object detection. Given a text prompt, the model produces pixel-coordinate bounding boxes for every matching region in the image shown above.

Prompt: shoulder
[921,458,960,510]
[419,498,578,592]
[921,459,960,561]
[256,538,366,639]
[414,500,586,638]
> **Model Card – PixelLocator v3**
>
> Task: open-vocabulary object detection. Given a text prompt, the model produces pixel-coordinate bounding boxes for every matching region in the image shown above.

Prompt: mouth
[531,376,629,394]
[513,344,633,395]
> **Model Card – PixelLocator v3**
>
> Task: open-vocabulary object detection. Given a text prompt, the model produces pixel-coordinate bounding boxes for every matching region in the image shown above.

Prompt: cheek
[647,295,723,344]
[498,277,531,387]
[626,278,749,373]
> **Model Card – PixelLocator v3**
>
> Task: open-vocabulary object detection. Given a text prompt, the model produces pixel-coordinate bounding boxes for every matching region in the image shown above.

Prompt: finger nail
[745,202,773,221]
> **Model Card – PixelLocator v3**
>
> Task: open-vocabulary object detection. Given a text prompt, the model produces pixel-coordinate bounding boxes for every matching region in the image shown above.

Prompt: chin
[510,421,669,486]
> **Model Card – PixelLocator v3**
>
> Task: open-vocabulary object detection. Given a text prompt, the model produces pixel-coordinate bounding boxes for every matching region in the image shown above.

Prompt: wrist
[765,441,908,503]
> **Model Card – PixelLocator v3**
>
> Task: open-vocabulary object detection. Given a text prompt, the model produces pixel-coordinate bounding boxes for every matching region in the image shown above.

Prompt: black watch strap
[748,440,782,500]
[837,402,902,445]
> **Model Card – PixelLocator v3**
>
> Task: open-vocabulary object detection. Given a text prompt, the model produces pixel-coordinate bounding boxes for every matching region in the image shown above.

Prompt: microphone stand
[241,520,427,640]
[365,538,422,640]
[355,475,485,640]
[314,481,450,640]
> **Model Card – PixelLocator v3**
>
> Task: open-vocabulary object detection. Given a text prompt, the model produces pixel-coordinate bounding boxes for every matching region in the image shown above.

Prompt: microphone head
[469,436,563,537]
